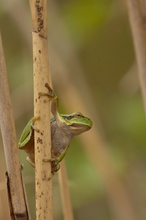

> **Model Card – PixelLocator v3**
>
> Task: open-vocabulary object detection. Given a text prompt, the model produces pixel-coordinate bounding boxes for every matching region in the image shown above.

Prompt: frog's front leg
[55,151,67,164]
[38,83,56,101]
[38,83,58,117]
[43,150,67,174]
[52,151,67,173]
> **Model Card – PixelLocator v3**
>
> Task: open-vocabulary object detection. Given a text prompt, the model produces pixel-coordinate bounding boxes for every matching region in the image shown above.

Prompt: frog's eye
[75,113,84,118]
[64,115,74,120]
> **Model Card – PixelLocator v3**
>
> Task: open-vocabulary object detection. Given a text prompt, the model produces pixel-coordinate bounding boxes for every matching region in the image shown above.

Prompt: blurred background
[0,0,146,219]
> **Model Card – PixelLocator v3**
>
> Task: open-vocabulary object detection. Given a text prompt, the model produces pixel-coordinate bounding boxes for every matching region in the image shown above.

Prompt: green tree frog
[18,84,92,174]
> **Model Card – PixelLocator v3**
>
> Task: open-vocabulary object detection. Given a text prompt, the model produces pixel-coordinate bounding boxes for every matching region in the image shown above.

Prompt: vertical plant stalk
[0,32,30,219]
[58,161,74,220]
[127,0,146,111]
[29,0,53,220]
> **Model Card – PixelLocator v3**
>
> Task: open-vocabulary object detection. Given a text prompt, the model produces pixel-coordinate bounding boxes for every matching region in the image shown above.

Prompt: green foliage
[61,0,112,45]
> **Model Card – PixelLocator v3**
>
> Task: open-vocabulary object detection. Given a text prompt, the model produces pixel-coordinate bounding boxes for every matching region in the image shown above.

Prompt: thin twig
[29,0,53,219]
[127,0,146,112]
[0,32,30,219]
[58,161,74,220]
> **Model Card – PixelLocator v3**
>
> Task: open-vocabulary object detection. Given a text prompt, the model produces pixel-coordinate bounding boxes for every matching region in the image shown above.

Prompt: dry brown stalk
[0,32,30,219]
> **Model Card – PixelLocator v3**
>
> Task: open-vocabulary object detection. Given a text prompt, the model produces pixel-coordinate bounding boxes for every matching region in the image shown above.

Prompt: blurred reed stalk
[127,0,146,112]
[58,161,74,220]
[0,32,30,219]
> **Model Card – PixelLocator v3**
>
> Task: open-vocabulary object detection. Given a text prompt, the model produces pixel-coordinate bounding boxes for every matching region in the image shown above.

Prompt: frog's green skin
[18,86,92,174]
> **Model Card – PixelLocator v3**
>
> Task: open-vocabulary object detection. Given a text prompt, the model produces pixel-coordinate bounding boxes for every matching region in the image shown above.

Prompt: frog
[18,83,92,175]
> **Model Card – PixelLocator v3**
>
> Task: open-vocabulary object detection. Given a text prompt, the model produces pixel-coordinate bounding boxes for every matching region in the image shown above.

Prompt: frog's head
[62,112,92,135]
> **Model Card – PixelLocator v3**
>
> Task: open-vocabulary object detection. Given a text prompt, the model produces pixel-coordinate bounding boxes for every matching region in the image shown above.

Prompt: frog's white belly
[51,120,74,157]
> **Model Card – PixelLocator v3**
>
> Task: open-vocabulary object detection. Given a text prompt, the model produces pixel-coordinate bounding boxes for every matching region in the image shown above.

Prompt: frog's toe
[51,163,60,174]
